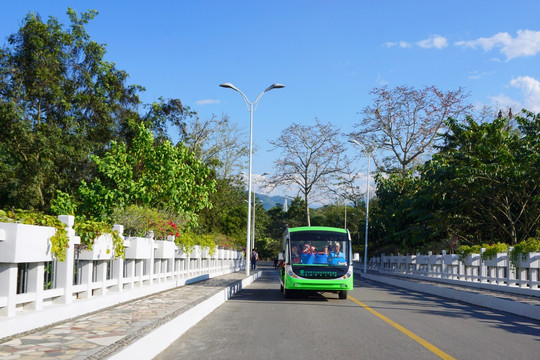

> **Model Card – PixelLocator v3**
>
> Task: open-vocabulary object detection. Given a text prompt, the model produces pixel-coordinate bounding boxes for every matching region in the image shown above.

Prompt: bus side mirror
[278,252,284,261]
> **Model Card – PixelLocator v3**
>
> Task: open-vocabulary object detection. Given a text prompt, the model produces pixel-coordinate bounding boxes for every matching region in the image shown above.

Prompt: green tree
[0,9,142,210]
[265,197,306,240]
[197,176,247,247]
[370,110,540,255]
[428,112,539,245]
[310,201,364,251]
[373,172,421,253]
[78,122,215,223]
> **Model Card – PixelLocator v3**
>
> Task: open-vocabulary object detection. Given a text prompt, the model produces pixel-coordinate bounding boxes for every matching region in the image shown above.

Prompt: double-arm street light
[348,139,374,274]
[220,83,284,275]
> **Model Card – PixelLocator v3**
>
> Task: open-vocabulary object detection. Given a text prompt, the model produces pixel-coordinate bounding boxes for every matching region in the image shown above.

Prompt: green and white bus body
[279,226,353,299]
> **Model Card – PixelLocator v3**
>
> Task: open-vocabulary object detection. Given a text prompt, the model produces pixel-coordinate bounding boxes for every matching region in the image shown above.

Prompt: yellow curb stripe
[348,295,457,360]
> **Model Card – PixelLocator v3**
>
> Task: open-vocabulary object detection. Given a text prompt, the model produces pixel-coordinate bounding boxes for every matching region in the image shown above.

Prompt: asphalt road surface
[155,267,540,360]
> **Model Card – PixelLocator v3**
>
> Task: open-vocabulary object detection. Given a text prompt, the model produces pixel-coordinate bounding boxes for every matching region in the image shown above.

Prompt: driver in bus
[291,245,301,264]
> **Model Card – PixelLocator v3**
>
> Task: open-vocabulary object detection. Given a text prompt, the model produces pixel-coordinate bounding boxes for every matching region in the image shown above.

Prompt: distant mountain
[253,193,323,210]
[254,193,286,210]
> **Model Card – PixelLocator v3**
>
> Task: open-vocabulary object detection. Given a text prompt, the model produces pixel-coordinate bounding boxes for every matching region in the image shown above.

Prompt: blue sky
[2,1,540,198]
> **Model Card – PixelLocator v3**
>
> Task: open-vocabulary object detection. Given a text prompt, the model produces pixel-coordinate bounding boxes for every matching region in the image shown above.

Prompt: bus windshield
[289,230,349,266]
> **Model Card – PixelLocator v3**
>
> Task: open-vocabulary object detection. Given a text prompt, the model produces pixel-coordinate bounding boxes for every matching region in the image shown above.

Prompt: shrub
[175,232,216,254]
[481,242,508,261]
[212,233,237,250]
[112,205,188,239]
[50,190,77,216]
[0,210,69,261]
[74,220,125,258]
[455,244,483,261]
[510,237,540,268]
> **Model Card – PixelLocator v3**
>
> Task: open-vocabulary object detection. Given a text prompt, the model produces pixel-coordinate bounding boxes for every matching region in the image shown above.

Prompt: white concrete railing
[362,250,540,295]
[0,216,244,324]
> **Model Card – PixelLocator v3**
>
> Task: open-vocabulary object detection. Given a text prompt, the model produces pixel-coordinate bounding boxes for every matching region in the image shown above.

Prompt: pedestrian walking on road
[273,256,278,268]
[251,249,259,270]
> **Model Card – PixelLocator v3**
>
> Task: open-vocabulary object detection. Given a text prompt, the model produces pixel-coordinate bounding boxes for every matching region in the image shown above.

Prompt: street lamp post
[251,172,269,253]
[349,139,372,274]
[220,83,284,275]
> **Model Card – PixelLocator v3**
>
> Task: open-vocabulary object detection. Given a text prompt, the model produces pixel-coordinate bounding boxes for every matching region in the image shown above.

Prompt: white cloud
[455,30,540,60]
[488,94,522,111]
[385,36,444,50]
[385,41,411,48]
[510,76,540,112]
[468,70,492,80]
[376,74,389,86]
[399,41,412,48]
[195,99,220,105]
[417,35,448,49]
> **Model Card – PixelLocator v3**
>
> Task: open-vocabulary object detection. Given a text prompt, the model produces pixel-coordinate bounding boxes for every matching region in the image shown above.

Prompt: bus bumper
[284,273,353,292]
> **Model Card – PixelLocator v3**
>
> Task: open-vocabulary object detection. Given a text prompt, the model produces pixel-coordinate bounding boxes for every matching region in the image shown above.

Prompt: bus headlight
[286,267,297,278]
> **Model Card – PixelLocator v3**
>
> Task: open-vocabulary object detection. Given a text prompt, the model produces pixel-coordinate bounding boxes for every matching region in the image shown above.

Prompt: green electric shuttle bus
[279,226,353,299]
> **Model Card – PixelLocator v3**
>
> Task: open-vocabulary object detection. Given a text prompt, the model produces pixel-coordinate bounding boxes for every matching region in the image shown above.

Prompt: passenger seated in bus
[328,242,345,265]
[291,245,301,264]
[314,248,328,264]
[301,243,314,264]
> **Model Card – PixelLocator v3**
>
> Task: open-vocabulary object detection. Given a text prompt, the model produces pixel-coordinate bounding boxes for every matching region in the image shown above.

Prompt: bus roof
[288,226,347,234]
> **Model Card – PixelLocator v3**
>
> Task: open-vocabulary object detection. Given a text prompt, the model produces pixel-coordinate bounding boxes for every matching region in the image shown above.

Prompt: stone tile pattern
[0,272,247,359]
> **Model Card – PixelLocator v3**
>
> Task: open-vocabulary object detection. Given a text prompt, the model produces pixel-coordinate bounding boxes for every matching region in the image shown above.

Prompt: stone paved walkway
[0,272,248,360]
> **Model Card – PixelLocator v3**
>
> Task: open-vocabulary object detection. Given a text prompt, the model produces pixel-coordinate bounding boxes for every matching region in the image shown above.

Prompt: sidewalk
[357,269,540,321]
[0,270,260,360]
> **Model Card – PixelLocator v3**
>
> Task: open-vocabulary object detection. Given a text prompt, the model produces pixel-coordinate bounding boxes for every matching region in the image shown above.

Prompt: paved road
[156,268,540,360]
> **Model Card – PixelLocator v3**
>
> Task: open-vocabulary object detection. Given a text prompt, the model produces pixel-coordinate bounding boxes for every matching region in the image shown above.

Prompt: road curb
[359,272,540,321]
[108,271,262,360]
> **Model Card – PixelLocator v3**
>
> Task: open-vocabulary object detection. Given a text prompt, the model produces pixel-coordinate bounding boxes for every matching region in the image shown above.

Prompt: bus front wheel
[339,290,348,299]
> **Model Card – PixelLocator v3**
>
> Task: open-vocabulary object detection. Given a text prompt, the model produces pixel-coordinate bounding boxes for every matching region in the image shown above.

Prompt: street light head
[265,83,285,92]
[219,82,240,92]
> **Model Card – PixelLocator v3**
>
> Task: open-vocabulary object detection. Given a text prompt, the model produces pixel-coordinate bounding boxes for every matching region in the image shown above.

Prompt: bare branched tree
[351,85,472,175]
[325,152,366,208]
[180,113,248,179]
[267,119,345,226]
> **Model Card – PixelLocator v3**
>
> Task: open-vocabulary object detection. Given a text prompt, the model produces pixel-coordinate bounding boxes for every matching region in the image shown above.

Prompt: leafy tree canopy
[0,8,142,210]
[370,110,539,254]
[78,122,215,224]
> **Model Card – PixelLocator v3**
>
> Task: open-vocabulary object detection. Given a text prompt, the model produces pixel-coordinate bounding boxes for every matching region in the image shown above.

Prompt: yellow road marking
[348,295,457,360]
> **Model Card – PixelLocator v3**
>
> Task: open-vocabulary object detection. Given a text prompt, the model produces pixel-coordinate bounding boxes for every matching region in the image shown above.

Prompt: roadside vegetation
[1,8,538,260]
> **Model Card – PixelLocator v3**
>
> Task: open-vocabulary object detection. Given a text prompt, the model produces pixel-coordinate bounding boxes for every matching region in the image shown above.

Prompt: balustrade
[362,249,540,294]
[0,216,244,322]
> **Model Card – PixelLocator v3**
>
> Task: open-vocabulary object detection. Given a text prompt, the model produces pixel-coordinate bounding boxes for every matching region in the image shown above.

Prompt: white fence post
[0,263,17,317]
[56,215,77,304]
[27,262,44,311]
